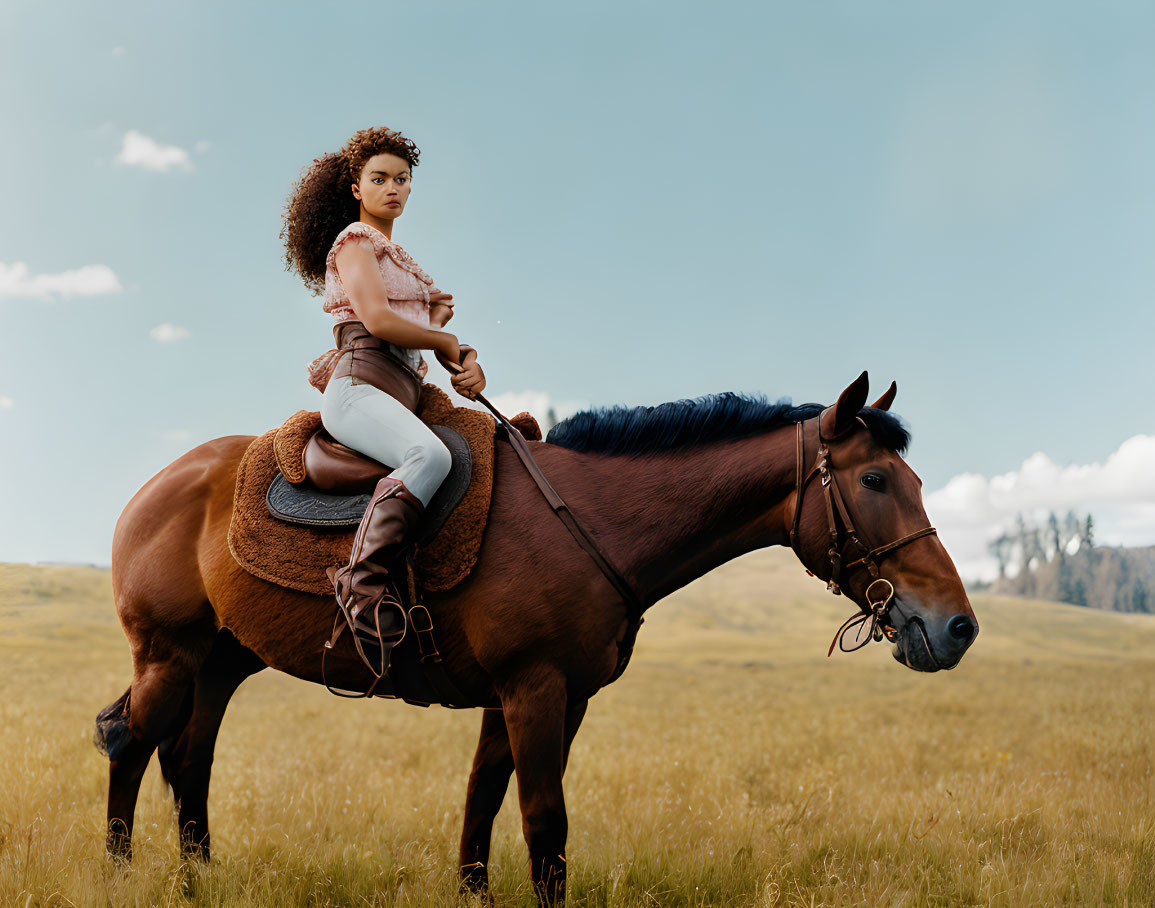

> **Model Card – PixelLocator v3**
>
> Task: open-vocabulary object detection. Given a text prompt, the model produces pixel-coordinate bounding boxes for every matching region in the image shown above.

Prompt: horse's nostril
[947,614,976,643]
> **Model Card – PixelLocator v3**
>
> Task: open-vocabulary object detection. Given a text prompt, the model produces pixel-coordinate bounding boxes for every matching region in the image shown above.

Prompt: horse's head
[787,371,978,672]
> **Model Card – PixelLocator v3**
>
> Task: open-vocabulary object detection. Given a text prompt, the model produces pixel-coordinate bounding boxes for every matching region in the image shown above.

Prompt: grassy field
[1,549,1153,907]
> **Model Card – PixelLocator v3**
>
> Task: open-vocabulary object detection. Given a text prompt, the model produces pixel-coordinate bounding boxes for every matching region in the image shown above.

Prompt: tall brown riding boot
[325,476,424,677]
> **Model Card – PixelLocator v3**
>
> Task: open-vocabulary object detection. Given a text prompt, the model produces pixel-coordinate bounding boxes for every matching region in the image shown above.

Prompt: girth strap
[407,603,472,706]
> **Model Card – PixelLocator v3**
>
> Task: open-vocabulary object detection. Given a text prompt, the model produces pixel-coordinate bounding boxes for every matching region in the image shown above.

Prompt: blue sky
[1,1,1153,576]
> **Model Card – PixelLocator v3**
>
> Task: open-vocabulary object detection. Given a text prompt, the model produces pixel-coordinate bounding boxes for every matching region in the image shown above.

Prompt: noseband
[787,414,938,656]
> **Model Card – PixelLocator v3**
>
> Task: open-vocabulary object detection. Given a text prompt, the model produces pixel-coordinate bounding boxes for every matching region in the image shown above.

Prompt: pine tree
[1063,510,1082,553]
[1047,511,1062,562]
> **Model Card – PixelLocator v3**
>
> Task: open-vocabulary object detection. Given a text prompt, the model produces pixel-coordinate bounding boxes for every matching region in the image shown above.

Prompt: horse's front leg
[500,666,575,906]
[459,708,515,895]
[459,696,589,899]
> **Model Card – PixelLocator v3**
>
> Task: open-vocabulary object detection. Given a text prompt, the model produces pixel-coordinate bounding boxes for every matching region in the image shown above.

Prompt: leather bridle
[787,412,939,655]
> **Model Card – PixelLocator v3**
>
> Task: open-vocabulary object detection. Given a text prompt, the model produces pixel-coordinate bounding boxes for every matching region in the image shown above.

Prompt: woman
[281,126,485,663]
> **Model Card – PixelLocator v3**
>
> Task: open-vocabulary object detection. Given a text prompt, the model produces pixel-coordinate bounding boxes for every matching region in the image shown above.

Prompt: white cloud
[0,396,13,409]
[194,140,211,154]
[485,389,586,430]
[114,130,193,172]
[111,46,125,56]
[149,322,191,343]
[0,261,123,300]
[925,435,1155,582]
[445,388,587,433]
[160,428,191,442]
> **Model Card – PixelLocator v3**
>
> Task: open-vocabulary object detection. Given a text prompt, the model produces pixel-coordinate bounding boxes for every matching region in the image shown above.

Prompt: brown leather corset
[328,321,423,413]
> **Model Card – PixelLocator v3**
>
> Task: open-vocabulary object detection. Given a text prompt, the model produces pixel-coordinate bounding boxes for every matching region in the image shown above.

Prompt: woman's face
[352,152,412,221]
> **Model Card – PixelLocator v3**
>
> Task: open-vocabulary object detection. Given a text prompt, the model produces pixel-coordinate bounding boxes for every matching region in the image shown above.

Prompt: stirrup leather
[327,563,408,682]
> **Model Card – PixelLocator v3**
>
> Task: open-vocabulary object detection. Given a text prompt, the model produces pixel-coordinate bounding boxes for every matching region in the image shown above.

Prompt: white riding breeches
[319,374,452,508]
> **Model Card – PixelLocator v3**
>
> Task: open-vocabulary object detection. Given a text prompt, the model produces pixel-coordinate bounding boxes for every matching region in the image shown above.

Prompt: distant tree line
[984,510,1153,612]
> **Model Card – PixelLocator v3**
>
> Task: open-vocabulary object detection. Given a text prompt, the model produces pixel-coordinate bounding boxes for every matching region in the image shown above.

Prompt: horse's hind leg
[156,631,267,860]
[100,613,215,861]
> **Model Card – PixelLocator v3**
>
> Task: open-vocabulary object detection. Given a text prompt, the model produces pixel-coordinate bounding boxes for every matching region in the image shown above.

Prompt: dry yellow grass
[1,550,1153,906]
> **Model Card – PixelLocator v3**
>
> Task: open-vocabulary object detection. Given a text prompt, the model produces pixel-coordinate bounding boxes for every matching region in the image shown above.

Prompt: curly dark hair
[281,126,421,295]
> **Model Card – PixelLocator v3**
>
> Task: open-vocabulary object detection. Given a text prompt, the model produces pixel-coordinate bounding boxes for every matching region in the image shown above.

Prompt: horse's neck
[568,428,798,606]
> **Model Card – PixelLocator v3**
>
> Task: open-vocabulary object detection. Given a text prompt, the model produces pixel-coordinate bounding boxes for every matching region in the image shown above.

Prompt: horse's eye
[860,473,887,492]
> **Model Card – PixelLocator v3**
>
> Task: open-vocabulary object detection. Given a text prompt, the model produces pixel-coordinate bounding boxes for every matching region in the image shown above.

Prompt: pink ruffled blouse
[307,221,440,390]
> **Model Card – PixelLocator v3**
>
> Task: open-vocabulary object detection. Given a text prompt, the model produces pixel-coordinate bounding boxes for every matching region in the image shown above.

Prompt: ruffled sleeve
[325,221,391,274]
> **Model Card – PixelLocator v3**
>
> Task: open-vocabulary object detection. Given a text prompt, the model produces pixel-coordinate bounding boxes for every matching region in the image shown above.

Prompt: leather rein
[454,362,934,669]
[441,359,646,682]
[491,411,647,630]
[787,414,938,656]
[322,377,646,703]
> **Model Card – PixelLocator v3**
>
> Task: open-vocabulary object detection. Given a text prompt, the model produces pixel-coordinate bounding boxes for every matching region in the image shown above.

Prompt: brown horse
[96,371,977,904]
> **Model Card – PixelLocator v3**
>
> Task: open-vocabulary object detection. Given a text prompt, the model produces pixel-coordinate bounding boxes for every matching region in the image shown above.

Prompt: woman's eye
[860,473,887,492]
[372,178,383,184]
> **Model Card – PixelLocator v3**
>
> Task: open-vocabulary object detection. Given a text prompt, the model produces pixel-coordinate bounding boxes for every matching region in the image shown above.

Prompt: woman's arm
[335,239,459,361]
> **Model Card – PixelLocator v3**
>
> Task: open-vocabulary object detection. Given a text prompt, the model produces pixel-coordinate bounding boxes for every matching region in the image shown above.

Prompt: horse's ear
[870,381,897,411]
[820,371,870,438]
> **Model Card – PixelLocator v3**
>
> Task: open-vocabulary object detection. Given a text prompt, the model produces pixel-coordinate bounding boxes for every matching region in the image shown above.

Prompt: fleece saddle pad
[227,384,496,595]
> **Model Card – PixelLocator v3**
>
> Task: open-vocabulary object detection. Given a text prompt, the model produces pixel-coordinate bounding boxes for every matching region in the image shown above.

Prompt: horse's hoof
[105,842,133,865]
[106,822,133,864]
[459,863,491,900]
[179,842,211,863]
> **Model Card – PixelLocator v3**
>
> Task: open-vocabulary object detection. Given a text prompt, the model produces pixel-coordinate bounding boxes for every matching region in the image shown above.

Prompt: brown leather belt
[329,320,423,412]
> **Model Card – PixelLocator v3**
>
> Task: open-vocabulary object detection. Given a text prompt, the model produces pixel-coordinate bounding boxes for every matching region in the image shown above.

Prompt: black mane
[545,391,910,456]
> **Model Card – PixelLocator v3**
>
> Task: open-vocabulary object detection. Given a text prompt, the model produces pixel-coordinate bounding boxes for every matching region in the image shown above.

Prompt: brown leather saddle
[266,421,473,545]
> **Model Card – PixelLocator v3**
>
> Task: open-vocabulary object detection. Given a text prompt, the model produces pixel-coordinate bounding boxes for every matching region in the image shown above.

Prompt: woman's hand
[429,291,454,328]
[451,352,486,400]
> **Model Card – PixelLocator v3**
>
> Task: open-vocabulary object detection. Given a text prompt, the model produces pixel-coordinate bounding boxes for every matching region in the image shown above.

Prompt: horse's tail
[94,688,133,761]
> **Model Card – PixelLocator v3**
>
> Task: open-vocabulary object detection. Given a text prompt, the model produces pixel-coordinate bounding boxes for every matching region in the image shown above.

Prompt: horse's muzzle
[892,611,978,672]
[893,617,937,671]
